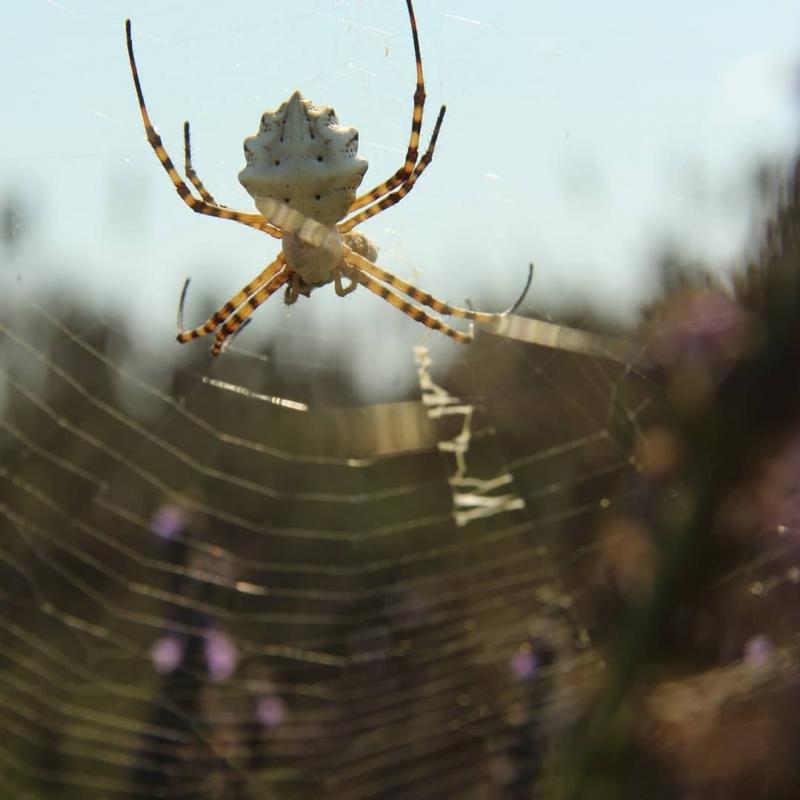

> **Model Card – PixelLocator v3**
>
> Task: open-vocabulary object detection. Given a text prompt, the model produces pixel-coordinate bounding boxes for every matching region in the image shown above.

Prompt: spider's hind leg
[343,247,504,324]
[177,254,286,343]
[212,270,290,356]
[342,264,473,344]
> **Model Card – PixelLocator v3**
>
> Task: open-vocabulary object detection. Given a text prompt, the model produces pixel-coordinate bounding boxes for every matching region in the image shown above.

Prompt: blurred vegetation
[1,148,800,800]
[552,155,800,799]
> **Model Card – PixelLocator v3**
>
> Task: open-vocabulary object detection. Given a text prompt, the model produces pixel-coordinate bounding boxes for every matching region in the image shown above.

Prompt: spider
[125,1,528,356]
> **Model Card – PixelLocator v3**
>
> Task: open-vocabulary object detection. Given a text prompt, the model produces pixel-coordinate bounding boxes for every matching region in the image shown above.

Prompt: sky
[0,0,798,398]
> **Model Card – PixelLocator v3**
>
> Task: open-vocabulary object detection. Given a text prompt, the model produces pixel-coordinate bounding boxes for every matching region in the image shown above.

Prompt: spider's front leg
[347,0,435,215]
[183,121,222,207]
[125,20,281,238]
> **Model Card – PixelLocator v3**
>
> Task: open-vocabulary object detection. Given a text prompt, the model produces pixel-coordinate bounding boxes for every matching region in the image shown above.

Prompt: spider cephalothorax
[125,1,522,355]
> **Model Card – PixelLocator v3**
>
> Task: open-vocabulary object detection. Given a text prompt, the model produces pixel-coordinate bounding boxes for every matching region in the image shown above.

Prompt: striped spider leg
[176,254,287,346]
[183,121,223,207]
[125,21,281,240]
[191,233,534,350]
[210,264,290,356]
[343,0,443,218]
[329,0,528,338]
[341,247,533,344]
[126,20,293,347]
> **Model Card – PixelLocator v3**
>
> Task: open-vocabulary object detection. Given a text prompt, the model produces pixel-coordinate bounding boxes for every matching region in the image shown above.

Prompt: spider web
[5,156,800,797]
[0,276,660,799]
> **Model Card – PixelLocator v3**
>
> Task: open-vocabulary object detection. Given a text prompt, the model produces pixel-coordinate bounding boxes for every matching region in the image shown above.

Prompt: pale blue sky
[1,1,798,395]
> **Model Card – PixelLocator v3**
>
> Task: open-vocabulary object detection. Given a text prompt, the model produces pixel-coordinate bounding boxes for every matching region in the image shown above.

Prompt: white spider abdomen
[239,91,368,226]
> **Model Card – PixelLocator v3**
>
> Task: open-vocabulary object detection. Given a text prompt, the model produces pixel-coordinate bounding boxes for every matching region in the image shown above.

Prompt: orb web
[0,292,659,799]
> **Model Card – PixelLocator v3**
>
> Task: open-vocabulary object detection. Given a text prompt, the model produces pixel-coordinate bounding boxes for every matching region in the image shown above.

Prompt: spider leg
[177,255,286,343]
[339,104,445,233]
[125,20,281,239]
[284,272,302,305]
[347,0,431,213]
[342,265,472,344]
[334,271,358,297]
[343,248,503,324]
[212,270,291,356]
[183,121,222,206]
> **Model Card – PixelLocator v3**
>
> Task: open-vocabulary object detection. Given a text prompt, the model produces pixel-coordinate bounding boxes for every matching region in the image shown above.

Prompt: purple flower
[150,504,187,540]
[204,627,239,683]
[256,695,288,728]
[150,635,186,674]
[648,290,752,388]
[510,649,539,681]
[743,634,774,668]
